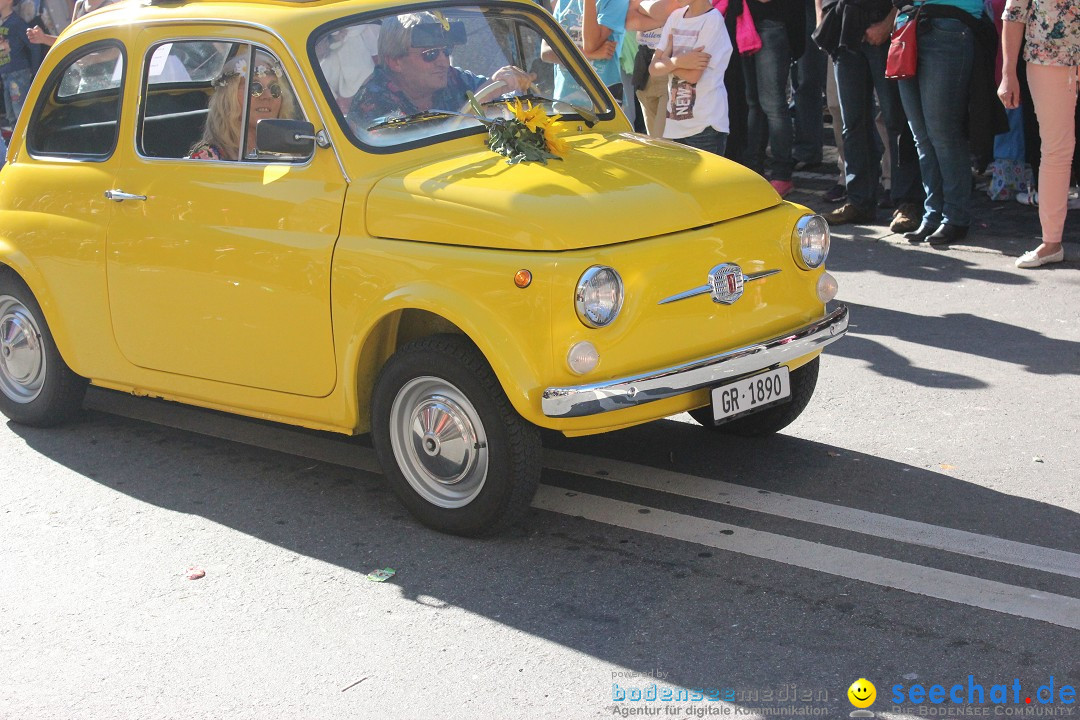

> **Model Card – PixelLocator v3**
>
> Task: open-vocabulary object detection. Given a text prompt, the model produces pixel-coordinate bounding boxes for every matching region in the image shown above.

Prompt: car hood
[365,132,780,251]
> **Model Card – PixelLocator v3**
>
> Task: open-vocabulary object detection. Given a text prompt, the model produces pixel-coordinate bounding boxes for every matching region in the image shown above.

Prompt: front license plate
[709,367,791,423]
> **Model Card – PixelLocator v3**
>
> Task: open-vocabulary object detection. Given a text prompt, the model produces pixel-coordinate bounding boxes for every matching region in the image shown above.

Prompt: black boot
[928,224,969,245]
[904,222,939,243]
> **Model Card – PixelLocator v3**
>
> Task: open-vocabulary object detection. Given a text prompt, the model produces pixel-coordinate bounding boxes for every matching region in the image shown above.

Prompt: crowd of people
[561,0,1078,268]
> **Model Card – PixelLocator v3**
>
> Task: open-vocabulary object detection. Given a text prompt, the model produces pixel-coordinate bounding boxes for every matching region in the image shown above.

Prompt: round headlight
[574,266,624,328]
[794,215,830,269]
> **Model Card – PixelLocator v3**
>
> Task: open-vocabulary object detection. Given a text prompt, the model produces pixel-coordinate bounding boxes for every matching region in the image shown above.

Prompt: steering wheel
[456,79,509,115]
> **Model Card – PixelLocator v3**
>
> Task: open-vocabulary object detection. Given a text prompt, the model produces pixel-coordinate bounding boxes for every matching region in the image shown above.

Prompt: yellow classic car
[0,0,847,535]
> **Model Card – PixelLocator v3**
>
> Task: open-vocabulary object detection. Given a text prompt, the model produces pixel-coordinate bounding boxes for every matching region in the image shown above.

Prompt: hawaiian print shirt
[347,64,488,134]
[190,142,224,160]
[1003,0,1080,67]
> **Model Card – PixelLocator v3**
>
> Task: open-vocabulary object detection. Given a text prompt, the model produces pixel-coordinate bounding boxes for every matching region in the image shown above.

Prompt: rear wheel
[0,274,87,427]
[371,334,541,536]
[689,358,820,437]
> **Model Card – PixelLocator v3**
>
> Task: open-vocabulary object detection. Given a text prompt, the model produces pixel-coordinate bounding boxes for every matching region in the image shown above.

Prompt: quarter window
[27,41,125,159]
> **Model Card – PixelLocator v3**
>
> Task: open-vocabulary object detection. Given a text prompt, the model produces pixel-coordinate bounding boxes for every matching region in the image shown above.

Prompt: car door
[105,28,347,397]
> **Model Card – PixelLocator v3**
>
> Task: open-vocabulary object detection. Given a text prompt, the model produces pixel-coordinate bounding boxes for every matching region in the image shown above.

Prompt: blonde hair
[192,50,301,160]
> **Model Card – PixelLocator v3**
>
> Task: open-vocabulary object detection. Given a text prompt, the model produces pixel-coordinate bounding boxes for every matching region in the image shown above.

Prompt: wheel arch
[0,258,81,370]
[345,294,550,434]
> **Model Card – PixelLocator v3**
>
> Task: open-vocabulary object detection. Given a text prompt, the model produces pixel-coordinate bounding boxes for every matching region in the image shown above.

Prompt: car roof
[63,0,538,44]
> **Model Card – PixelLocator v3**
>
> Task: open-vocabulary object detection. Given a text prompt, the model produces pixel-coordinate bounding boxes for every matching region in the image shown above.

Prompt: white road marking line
[85,390,1080,625]
[533,485,1080,630]
[543,449,1080,579]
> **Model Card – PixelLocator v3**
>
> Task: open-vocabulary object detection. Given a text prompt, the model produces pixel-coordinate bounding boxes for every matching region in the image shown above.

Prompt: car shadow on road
[826,232,1034,285]
[8,396,1078,710]
[836,301,1080,376]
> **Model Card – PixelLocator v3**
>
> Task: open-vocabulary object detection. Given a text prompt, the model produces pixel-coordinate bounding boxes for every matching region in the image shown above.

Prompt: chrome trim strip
[541,304,849,418]
[658,268,781,305]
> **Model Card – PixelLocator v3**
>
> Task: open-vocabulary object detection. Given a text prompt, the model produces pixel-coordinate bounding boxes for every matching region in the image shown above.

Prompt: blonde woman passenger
[190,51,299,161]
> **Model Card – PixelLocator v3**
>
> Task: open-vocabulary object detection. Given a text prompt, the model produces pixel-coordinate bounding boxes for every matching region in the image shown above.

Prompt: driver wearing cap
[349,11,535,131]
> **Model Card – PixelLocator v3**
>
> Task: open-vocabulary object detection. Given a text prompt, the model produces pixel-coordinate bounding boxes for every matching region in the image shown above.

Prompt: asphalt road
[2,212,1078,719]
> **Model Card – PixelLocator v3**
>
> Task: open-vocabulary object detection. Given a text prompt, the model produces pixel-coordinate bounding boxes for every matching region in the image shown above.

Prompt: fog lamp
[817,272,838,303]
[567,341,599,375]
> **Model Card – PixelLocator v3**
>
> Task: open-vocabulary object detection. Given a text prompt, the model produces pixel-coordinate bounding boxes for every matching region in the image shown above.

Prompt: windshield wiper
[484,92,599,128]
[366,109,472,132]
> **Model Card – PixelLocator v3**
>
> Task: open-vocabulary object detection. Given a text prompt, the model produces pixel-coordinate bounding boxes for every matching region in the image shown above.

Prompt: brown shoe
[824,203,875,225]
[890,203,921,234]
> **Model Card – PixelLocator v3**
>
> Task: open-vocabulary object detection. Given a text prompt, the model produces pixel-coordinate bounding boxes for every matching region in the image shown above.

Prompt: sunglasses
[250,81,282,99]
[416,46,452,63]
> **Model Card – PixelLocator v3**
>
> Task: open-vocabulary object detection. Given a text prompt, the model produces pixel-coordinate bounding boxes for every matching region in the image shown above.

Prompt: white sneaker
[1017,189,1080,208]
[1015,246,1065,268]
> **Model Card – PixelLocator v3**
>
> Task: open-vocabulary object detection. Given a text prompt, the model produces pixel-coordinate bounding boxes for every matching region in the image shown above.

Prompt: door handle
[104,189,147,202]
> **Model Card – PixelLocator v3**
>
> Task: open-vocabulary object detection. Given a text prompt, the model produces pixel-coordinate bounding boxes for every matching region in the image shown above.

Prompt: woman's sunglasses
[250,81,282,99]
[416,46,452,63]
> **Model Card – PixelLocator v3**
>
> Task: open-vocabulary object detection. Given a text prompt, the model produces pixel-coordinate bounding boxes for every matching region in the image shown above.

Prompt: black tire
[689,357,820,437]
[0,273,87,427]
[370,333,541,536]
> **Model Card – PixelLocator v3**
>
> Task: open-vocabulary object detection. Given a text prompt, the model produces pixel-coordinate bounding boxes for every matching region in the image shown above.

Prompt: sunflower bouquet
[467,94,569,165]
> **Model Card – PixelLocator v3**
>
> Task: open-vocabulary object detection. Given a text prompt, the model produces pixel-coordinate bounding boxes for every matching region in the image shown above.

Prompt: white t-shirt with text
[657,6,731,139]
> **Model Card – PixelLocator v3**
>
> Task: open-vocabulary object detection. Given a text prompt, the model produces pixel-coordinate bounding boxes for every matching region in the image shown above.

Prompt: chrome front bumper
[541,305,849,418]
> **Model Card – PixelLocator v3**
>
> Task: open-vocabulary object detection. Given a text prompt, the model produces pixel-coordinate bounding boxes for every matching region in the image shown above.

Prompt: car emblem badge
[708,264,744,304]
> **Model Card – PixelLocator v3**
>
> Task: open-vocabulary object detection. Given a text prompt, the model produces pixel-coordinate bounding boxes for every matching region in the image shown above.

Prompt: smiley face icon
[848,679,877,708]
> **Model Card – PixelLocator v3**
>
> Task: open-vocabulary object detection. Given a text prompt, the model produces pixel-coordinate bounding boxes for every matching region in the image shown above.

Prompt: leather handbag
[885,7,921,80]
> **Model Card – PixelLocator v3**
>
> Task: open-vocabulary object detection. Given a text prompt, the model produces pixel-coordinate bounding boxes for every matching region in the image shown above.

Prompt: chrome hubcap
[389,376,488,508]
[0,295,47,404]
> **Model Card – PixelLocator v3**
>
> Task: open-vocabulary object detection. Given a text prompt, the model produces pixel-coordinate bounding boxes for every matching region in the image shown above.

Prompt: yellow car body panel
[0,0,841,442]
[366,134,779,251]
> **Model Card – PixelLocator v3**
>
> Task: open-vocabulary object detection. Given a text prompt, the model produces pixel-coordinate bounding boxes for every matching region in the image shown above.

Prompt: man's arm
[625,0,677,32]
[864,8,896,45]
[583,0,614,54]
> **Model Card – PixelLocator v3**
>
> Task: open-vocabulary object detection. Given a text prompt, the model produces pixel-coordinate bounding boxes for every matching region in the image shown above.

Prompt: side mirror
[255,119,317,156]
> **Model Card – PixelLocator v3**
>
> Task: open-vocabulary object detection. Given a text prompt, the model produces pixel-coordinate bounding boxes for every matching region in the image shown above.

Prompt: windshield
[311,5,612,149]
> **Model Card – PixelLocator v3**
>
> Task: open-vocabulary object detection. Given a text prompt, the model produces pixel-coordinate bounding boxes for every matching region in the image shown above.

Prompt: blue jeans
[1,69,33,128]
[675,127,729,156]
[743,18,794,181]
[833,42,922,210]
[898,17,975,228]
[793,0,827,164]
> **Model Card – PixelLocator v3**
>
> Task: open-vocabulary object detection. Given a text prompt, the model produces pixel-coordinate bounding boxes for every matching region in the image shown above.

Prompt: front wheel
[0,274,87,427]
[689,357,820,437]
[370,334,541,536]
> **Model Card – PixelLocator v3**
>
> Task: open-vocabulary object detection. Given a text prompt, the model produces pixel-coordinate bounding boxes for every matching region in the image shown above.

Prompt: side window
[139,40,309,163]
[27,41,125,159]
[138,41,228,159]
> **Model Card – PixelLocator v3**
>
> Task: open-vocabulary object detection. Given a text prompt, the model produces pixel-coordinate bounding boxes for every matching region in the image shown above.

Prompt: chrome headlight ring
[793,214,831,269]
[574,266,624,328]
